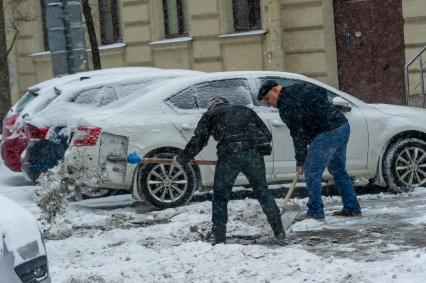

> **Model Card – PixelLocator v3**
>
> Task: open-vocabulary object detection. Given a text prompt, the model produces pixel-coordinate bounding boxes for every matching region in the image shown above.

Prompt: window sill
[98,42,126,50]
[218,30,267,38]
[149,36,193,46]
[28,42,126,57]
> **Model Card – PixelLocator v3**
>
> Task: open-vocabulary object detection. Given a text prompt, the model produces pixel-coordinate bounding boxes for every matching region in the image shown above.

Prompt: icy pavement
[1,158,426,282]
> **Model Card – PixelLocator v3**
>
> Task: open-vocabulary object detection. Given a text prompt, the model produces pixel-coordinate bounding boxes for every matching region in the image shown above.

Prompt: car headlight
[14,255,50,282]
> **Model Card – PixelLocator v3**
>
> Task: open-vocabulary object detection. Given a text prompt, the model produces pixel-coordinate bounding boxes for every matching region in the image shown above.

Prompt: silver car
[0,195,50,283]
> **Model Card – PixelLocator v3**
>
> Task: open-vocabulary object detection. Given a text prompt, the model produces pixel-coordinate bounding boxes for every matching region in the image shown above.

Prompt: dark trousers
[212,150,283,240]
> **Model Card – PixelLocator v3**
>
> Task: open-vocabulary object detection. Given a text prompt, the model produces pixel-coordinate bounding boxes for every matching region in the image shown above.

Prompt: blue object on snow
[127,152,141,164]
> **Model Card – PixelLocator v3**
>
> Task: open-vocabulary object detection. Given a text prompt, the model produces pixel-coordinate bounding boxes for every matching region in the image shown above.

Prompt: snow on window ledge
[98,42,127,50]
[149,36,193,46]
[29,51,50,57]
[218,30,267,38]
[29,42,126,57]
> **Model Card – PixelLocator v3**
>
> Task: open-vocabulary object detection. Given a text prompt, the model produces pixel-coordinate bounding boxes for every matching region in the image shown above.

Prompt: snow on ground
[1,156,426,282]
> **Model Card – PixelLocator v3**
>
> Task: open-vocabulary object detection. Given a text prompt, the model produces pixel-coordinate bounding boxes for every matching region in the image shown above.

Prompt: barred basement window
[40,0,49,50]
[163,0,188,38]
[99,0,121,44]
[232,0,262,32]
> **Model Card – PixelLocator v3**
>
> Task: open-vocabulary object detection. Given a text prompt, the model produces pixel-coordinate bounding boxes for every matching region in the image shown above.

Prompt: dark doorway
[334,0,406,104]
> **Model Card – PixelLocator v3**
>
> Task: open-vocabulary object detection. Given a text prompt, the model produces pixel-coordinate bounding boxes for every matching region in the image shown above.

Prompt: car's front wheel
[383,138,426,192]
[137,153,196,208]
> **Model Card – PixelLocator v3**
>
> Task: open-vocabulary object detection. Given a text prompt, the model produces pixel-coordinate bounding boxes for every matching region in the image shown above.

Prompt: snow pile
[43,188,426,283]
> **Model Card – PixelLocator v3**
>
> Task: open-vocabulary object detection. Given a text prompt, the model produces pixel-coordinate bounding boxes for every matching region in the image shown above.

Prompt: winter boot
[269,217,285,238]
[332,210,362,217]
[293,213,325,222]
[211,224,226,246]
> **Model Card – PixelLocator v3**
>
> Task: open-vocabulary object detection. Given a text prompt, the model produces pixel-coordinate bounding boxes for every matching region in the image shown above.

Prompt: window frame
[232,0,262,32]
[99,0,122,45]
[40,0,49,51]
[162,0,188,38]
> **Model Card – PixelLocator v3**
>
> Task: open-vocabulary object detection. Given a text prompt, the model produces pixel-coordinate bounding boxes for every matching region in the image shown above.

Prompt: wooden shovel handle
[282,172,300,206]
[143,157,216,166]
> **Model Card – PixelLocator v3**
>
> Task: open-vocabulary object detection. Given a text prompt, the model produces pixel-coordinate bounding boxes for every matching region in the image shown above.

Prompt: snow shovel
[127,152,216,165]
[280,172,301,230]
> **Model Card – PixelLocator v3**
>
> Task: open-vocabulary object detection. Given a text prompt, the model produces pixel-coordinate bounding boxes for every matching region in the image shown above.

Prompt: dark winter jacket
[177,104,272,164]
[277,83,348,166]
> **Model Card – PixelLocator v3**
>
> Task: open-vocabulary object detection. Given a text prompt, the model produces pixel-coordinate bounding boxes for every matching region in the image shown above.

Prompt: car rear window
[14,89,39,113]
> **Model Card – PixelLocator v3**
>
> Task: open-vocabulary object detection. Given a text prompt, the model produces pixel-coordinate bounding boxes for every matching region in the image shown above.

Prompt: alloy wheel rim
[147,163,188,203]
[394,147,426,187]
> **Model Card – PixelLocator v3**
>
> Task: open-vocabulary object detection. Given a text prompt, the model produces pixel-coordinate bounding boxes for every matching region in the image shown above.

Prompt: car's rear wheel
[383,138,426,192]
[137,153,196,208]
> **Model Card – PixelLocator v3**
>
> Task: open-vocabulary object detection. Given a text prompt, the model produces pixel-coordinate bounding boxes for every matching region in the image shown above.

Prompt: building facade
[5,0,426,107]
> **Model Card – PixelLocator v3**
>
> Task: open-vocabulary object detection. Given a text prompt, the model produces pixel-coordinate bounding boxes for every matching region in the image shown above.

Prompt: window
[193,79,253,109]
[163,0,188,38]
[168,88,197,109]
[232,0,261,32]
[40,0,49,50]
[99,0,121,44]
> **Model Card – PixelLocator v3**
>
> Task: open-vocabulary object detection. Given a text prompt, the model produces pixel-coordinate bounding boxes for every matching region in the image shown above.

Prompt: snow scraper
[280,172,301,230]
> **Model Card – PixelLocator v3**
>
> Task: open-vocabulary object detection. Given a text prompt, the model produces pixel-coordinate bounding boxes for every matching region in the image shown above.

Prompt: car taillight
[73,126,102,146]
[25,124,49,141]
[2,113,19,137]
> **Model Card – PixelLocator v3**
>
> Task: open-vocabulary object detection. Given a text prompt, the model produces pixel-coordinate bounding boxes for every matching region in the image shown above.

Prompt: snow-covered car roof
[116,71,365,110]
[69,71,368,131]
[11,67,163,114]
[0,194,45,267]
[29,70,203,128]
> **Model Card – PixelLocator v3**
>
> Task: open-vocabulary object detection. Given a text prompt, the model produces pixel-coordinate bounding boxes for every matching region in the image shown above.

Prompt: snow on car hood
[0,194,45,266]
[372,104,426,117]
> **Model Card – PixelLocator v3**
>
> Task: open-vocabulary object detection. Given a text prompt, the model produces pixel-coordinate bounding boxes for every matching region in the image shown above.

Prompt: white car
[21,69,203,184]
[0,194,50,282]
[62,71,426,208]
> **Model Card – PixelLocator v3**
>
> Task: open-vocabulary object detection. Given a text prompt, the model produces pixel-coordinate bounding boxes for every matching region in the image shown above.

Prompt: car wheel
[137,152,196,208]
[383,138,426,192]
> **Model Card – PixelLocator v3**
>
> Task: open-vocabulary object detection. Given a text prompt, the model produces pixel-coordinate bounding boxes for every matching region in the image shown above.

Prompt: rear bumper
[21,140,68,182]
[1,137,28,172]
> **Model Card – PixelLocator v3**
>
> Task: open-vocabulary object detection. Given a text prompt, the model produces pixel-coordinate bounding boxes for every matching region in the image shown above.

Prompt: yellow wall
[5,0,425,106]
[402,0,426,106]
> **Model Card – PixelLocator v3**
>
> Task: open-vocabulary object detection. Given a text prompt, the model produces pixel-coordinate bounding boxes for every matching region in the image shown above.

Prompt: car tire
[137,152,197,208]
[81,187,114,199]
[383,138,426,192]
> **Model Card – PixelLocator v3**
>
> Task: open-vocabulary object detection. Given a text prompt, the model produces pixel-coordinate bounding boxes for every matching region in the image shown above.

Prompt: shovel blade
[280,203,300,230]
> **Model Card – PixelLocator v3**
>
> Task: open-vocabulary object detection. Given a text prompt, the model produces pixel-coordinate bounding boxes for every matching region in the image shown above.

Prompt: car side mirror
[332,97,351,112]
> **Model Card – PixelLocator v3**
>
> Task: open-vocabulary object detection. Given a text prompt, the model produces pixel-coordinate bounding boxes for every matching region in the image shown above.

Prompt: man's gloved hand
[296,165,304,175]
[171,156,183,169]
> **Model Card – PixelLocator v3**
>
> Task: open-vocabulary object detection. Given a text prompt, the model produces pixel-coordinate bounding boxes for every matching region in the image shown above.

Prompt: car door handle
[271,120,285,127]
[181,124,196,131]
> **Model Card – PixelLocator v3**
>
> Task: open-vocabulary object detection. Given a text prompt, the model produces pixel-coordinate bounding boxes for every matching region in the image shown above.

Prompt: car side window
[168,88,197,109]
[193,79,253,109]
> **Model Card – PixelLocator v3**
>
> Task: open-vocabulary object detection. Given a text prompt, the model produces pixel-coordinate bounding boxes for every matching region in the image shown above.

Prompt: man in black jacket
[173,97,285,245]
[257,80,361,221]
